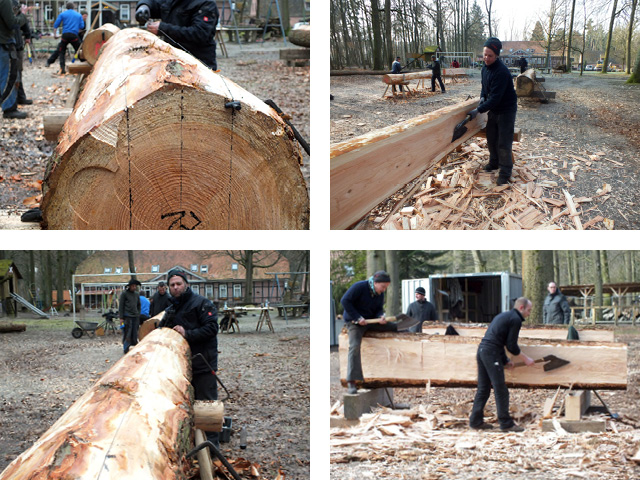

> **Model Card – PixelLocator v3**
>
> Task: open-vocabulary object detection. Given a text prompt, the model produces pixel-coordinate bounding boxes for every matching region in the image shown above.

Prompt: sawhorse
[256,308,274,333]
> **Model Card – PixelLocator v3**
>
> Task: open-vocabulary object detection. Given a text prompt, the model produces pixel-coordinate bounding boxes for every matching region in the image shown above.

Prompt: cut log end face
[42,28,309,230]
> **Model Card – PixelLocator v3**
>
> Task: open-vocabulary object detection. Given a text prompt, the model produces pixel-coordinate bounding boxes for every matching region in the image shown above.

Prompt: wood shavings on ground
[381,138,615,230]
[330,404,640,479]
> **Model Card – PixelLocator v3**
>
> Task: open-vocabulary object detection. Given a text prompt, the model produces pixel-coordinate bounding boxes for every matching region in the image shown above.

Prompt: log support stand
[343,387,394,420]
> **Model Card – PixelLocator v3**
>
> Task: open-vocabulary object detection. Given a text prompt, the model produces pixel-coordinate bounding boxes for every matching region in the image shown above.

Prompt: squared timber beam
[338,332,627,390]
[420,323,615,342]
[330,98,486,229]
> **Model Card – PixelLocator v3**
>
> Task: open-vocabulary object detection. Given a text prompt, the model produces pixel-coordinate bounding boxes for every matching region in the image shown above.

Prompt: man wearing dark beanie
[468,36,518,186]
[341,270,396,394]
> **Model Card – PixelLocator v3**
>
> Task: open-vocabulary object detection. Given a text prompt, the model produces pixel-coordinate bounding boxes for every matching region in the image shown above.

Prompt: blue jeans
[485,109,517,180]
[469,346,515,429]
[0,46,17,112]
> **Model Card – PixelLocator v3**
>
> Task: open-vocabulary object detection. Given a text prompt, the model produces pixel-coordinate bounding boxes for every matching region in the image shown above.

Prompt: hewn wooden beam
[0,328,194,479]
[330,99,486,229]
[338,332,627,390]
[420,323,615,342]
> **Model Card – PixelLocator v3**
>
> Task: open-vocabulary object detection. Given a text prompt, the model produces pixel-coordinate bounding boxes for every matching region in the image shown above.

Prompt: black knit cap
[484,37,502,56]
[167,269,189,284]
[415,286,426,295]
[126,278,141,286]
[373,270,391,283]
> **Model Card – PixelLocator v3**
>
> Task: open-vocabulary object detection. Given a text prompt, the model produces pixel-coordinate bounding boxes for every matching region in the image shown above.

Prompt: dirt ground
[329,329,640,479]
[0,38,309,224]
[0,311,310,479]
[331,71,640,229]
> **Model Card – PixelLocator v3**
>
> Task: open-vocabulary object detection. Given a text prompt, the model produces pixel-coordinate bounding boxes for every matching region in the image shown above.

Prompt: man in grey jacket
[542,282,571,325]
[406,286,437,333]
[119,279,141,353]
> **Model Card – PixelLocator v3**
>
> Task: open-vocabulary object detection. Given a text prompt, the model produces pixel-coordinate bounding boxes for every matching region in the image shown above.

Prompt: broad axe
[360,314,420,331]
[513,354,570,372]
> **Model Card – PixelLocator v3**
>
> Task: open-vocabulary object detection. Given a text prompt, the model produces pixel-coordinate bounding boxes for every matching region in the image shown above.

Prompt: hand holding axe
[513,354,570,372]
[359,314,420,331]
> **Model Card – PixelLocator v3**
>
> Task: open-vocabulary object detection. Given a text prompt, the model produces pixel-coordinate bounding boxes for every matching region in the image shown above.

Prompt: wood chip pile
[380,138,616,230]
[330,402,640,478]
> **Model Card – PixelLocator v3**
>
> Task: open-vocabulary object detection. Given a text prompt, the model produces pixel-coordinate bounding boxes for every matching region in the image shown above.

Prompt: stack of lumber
[379,139,614,230]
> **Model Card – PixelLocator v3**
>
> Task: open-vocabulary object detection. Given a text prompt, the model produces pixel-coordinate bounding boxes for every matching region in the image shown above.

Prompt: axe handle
[512,358,545,368]
[363,316,397,324]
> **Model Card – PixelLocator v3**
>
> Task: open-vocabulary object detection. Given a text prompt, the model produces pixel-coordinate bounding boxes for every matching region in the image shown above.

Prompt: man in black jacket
[469,297,535,432]
[119,279,141,354]
[135,0,219,69]
[149,280,171,317]
[468,37,518,186]
[406,286,437,333]
[159,269,219,447]
[430,55,445,93]
[543,282,571,325]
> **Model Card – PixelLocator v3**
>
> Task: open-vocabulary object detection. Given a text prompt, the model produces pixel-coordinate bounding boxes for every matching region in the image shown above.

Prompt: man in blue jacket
[159,269,219,447]
[468,37,518,186]
[469,297,535,432]
[135,0,219,69]
[0,0,22,119]
[46,2,84,74]
[341,271,396,394]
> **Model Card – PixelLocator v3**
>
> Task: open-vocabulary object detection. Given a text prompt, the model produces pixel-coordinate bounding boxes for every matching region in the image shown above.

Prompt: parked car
[585,64,594,71]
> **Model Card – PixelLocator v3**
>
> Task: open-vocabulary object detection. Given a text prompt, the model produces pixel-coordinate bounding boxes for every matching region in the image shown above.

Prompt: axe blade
[451,115,471,143]
[541,354,570,372]
[393,313,420,331]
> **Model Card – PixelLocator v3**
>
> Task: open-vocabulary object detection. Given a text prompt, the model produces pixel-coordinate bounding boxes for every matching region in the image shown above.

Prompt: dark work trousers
[122,315,140,354]
[485,109,517,181]
[47,33,81,72]
[469,346,515,430]
[392,84,404,93]
[346,322,398,382]
[431,74,445,92]
[192,371,220,448]
[16,48,26,103]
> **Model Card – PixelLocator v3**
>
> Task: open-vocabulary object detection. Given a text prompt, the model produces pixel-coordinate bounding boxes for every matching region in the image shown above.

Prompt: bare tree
[602,0,622,73]
[471,251,486,272]
[385,250,400,315]
[593,251,603,321]
[509,250,518,273]
[626,0,639,73]
[522,251,553,324]
[222,251,283,304]
[567,0,577,71]
[128,251,137,280]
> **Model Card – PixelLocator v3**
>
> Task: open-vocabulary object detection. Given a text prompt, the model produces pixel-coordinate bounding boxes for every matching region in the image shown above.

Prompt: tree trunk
[56,251,65,310]
[628,45,640,83]
[509,250,518,274]
[522,251,553,325]
[515,69,538,96]
[41,29,308,230]
[471,251,486,272]
[567,251,574,285]
[244,250,254,304]
[128,250,137,280]
[370,0,384,70]
[571,250,580,284]
[553,250,560,285]
[288,25,310,48]
[593,251,603,322]
[567,0,576,72]
[44,251,53,311]
[384,0,393,67]
[385,250,399,315]
[0,328,194,479]
[602,0,618,73]
[366,251,386,277]
[339,331,628,390]
[626,251,633,282]
[600,250,611,306]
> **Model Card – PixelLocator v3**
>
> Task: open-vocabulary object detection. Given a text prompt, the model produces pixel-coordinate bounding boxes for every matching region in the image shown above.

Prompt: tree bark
[509,250,518,274]
[471,251,486,272]
[553,250,560,285]
[522,251,553,324]
[602,0,619,73]
[288,25,310,48]
[385,250,399,315]
[128,250,137,280]
[593,251,603,321]
[600,250,611,306]
[370,0,384,70]
[0,328,194,479]
[571,250,580,284]
[515,69,538,96]
[41,29,308,230]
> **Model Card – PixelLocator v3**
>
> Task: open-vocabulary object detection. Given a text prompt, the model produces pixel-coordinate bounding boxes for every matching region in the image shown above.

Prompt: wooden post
[0,328,194,479]
[194,429,215,480]
[41,28,309,230]
[565,390,591,421]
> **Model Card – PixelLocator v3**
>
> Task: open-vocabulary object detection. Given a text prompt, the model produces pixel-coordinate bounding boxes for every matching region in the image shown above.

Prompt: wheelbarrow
[71,321,100,339]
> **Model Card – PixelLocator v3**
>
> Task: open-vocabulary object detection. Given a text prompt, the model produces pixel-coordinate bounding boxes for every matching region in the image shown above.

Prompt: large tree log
[81,23,121,65]
[41,28,309,230]
[0,322,26,333]
[382,68,467,84]
[0,328,195,479]
[421,323,615,342]
[288,25,310,48]
[330,70,389,76]
[338,331,627,390]
[330,98,486,229]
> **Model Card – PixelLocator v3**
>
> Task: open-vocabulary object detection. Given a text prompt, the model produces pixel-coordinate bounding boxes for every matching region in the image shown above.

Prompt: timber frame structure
[330,99,487,229]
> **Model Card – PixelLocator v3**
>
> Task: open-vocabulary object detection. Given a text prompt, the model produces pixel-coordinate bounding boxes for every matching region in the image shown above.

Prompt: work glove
[468,108,478,120]
[135,4,150,24]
